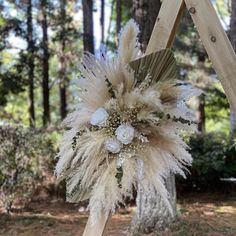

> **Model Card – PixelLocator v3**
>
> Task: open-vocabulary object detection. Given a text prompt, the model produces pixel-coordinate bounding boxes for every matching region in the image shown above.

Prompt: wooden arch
[83,0,236,235]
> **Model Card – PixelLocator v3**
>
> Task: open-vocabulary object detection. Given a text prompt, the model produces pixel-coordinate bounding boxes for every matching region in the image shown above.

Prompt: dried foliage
[56,20,201,222]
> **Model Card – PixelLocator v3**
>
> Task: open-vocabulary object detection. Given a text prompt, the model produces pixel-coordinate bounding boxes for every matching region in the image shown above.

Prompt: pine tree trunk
[197,94,205,133]
[82,0,94,53]
[231,0,236,51]
[59,0,67,120]
[116,0,122,35]
[106,0,115,47]
[41,0,50,126]
[27,0,35,127]
[130,175,177,234]
[130,0,177,234]
[230,0,236,140]
[100,0,105,45]
[132,0,160,51]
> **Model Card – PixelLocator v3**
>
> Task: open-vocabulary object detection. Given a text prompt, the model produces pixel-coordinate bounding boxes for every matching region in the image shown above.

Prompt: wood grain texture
[82,212,109,236]
[185,0,236,113]
[146,0,185,54]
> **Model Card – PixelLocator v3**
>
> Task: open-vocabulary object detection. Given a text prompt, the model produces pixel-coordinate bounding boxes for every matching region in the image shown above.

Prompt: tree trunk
[230,0,236,51]
[116,0,122,35]
[59,0,67,120]
[41,0,50,126]
[230,0,236,140]
[197,94,206,133]
[130,0,177,234]
[132,0,160,51]
[130,175,177,234]
[106,0,115,48]
[100,0,105,45]
[27,0,35,127]
[82,0,94,53]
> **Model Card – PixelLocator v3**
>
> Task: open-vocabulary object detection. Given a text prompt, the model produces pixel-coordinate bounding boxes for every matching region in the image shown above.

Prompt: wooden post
[146,0,185,53]
[82,212,109,236]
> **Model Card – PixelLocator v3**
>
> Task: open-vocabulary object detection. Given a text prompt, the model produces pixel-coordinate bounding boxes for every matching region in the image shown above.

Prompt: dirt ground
[0,193,236,236]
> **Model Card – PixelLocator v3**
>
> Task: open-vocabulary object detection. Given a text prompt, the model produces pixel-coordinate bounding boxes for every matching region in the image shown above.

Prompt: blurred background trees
[0,0,235,235]
[0,0,233,133]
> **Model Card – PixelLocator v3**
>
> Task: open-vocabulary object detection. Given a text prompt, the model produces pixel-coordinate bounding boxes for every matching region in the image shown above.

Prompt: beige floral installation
[55,19,201,223]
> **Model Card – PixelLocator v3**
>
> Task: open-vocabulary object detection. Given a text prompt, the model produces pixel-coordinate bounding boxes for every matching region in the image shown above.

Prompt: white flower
[115,124,135,145]
[105,138,122,154]
[90,108,109,126]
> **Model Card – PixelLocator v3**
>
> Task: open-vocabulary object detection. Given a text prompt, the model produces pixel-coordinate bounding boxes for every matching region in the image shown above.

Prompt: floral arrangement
[55,20,200,222]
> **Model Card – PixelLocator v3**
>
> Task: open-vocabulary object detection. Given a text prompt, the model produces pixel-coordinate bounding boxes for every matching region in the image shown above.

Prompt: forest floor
[0,193,236,236]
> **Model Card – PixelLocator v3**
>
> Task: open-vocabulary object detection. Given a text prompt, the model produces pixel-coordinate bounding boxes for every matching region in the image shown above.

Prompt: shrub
[177,133,236,193]
[0,126,56,213]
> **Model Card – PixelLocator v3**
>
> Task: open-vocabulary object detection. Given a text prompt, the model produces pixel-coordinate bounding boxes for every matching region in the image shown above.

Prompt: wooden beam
[146,0,185,54]
[185,0,236,114]
[82,212,109,236]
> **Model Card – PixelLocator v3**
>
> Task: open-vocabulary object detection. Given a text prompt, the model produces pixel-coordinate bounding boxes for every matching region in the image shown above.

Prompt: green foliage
[0,7,26,106]
[0,126,56,213]
[0,60,27,106]
[174,9,230,134]
[215,0,231,29]
[205,83,230,134]
[0,13,23,51]
[177,133,236,192]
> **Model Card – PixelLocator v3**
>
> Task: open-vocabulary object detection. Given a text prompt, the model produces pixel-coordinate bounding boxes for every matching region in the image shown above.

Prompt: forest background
[0,0,236,235]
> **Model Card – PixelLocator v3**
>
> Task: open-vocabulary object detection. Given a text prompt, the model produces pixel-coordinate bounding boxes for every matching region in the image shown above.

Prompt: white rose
[90,108,109,126]
[105,138,122,154]
[115,124,135,145]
